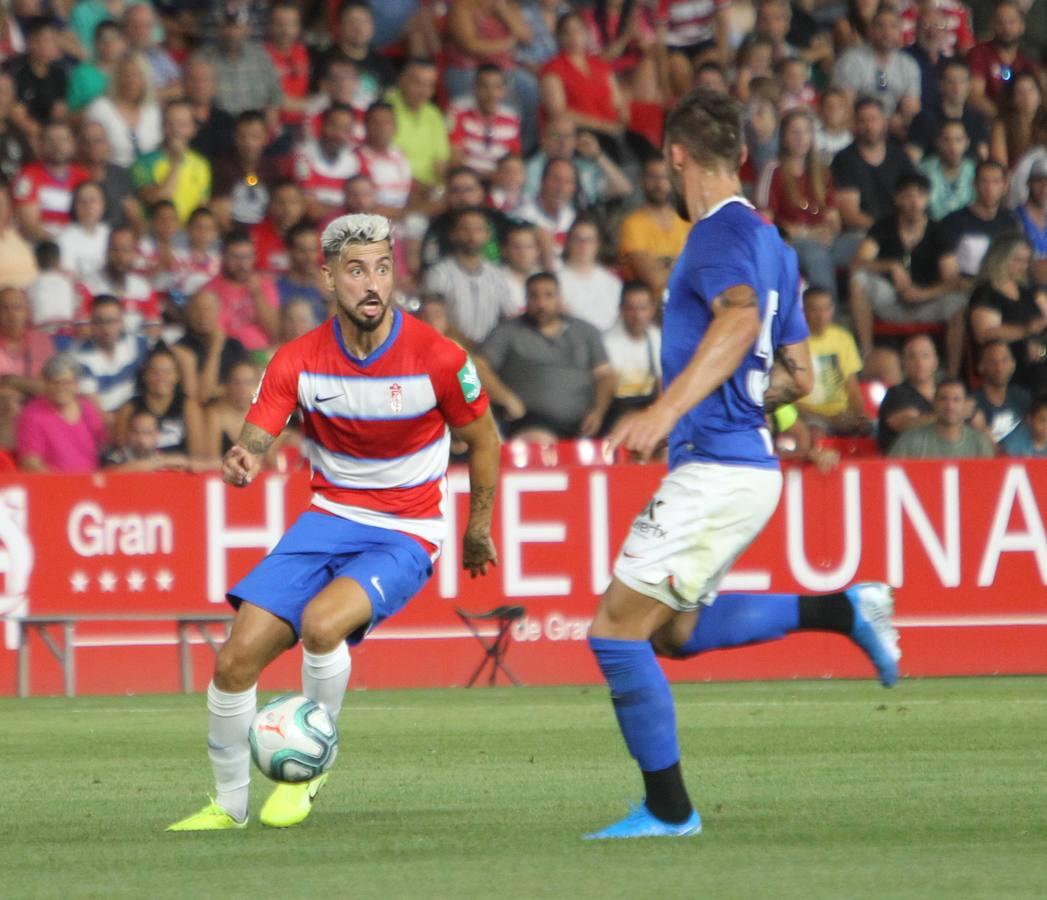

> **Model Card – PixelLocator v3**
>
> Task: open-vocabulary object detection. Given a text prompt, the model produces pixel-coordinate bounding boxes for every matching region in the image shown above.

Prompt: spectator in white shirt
[602,281,662,430]
[26,241,76,333]
[57,180,111,281]
[557,217,622,332]
[518,157,578,266]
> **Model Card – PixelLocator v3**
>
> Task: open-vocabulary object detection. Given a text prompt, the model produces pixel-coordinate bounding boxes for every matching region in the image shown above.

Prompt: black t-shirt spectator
[831,140,917,226]
[940,206,1019,277]
[878,380,934,451]
[867,215,952,286]
[311,46,397,96]
[175,331,249,384]
[973,383,1030,443]
[907,103,990,158]
[970,283,1046,387]
[190,106,237,163]
[4,57,67,123]
[98,162,135,229]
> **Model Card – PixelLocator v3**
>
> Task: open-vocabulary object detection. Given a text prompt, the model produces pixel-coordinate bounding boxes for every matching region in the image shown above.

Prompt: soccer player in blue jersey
[584,89,900,841]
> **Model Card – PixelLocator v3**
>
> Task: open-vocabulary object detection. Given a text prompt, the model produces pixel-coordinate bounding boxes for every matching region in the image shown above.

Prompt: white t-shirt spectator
[57,222,111,281]
[602,320,662,400]
[85,96,162,168]
[27,270,77,330]
[558,264,623,332]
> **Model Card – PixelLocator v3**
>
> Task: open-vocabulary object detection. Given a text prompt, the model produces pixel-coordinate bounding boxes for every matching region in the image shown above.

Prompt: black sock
[798,592,854,634]
[642,762,693,824]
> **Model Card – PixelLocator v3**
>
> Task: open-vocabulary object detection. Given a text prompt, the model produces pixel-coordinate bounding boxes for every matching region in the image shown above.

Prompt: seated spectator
[907,59,990,162]
[557,218,622,332]
[602,281,662,431]
[488,152,527,217]
[778,57,817,113]
[796,287,871,437]
[0,72,31,186]
[0,379,22,452]
[211,110,284,232]
[517,158,578,264]
[972,340,1029,443]
[966,0,1038,119]
[204,232,280,354]
[136,200,185,295]
[27,242,76,334]
[989,72,1041,170]
[771,403,843,472]
[421,166,514,267]
[131,99,211,224]
[448,65,523,179]
[618,157,690,299]
[423,207,516,346]
[279,297,318,344]
[77,121,139,232]
[582,0,662,102]
[121,2,181,98]
[540,12,627,145]
[0,182,37,290]
[1007,108,1047,211]
[355,101,414,219]
[889,378,994,458]
[500,222,540,314]
[849,174,965,367]
[0,286,51,396]
[250,181,309,276]
[941,160,1019,285]
[196,5,283,124]
[388,58,450,189]
[113,344,203,457]
[901,4,948,120]
[831,98,917,259]
[72,294,149,417]
[4,16,67,126]
[203,359,260,458]
[264,1,310,130]
[832,7,921,137]
[13,120,90,243]
[103,408,201,471]
[476,271,615,440]
[172,288,250,406]
[1016,159,1047,286]
[756,109,844,299]
[863,345,903,389]
[661,0,732,97]
[293,104,361,223]
[183,56,236,164]
[968,233,1047,394]
[1001,395,1047,458]
[57,181,111,282]
[302,58,367,145]
[67,19,127,114]
[814,88,853,167]
[416,293,469,347]
[918,119,976,221]
[522,114,630,208]
[313,0,396,106]
[276,224,330,326]
[77,226,160,338]
[516,0,562,79]
[834,0,878,55]
[898,0,974,59]
[85,52,162,168]
[877,333,939,452]
[16,353,106,473]
[741,78,780,190]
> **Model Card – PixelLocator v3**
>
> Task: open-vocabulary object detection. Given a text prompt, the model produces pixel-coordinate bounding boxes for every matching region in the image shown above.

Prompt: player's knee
[300,613,347,654]
[214,643,263,692]
[650,632,686,659]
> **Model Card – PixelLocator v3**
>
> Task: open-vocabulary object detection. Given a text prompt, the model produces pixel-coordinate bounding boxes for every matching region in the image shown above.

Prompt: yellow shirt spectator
[617,207,690,295]
[131,148,211,222]
[387,88,450,188]
[800,323,863,418]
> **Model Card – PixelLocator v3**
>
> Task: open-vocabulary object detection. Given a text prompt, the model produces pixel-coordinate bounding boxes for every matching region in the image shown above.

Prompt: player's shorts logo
[389,382,403,414]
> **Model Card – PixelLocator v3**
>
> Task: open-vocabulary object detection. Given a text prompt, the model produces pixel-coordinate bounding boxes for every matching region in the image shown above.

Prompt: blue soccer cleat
[583,804,702,840]
[846,582,901,687]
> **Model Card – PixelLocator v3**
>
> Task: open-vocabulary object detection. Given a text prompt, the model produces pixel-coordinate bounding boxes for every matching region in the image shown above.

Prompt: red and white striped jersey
[447,98,522,176]
[12,162,89,229]
[292,141,361,210]
[75,270,160,334]
[657,0,729,49]
[355,144,413,209]
[247,310,489,548]
[899,0,973,57]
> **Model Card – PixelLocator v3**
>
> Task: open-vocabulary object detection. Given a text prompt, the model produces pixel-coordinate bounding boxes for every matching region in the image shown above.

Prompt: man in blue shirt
[584,89,902,841]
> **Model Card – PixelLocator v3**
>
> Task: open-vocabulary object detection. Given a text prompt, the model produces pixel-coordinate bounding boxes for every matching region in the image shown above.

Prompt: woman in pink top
[16,353,106,472]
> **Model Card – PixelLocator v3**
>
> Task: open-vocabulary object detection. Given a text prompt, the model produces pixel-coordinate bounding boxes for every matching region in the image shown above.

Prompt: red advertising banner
[1,459,1046,696]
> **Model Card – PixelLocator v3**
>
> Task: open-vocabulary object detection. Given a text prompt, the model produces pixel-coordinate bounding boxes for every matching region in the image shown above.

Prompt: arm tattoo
[467,484,496,531]
[237,422,276,456]
[715,286,759,311]
[763,349,810,412]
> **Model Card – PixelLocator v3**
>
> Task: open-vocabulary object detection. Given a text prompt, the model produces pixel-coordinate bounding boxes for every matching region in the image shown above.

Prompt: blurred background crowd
[0,0,1044,475]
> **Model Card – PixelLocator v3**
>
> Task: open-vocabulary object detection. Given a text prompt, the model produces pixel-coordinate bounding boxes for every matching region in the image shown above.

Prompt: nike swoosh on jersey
[314,393,341,404]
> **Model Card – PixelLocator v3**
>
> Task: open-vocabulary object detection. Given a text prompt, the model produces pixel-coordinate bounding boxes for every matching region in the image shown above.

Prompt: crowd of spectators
[0,0,1044,474]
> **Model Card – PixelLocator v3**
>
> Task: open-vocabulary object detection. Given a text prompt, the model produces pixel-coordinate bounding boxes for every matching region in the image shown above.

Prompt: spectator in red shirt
[0,286,52,397]
[292,104,362,222]
[205,231,279,353]
[250,180,308,275]
[355,101,414,219]
[13,119,89,242]
[967,0,1038,119]
[16,353,106,473]
[448,65,523,179]
[265,1,310,129]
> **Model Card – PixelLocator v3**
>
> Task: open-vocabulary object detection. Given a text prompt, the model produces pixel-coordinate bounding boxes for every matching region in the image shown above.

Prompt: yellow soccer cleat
[166,798,248,832]
[259,773,329,828]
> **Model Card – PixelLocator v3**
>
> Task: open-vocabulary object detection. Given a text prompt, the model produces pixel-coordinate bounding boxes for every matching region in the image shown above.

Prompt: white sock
[302,644,351,720]
[207,681,255,822]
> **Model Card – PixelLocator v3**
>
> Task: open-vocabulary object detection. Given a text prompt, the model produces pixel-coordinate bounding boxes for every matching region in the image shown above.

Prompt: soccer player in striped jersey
[168,214,501,832]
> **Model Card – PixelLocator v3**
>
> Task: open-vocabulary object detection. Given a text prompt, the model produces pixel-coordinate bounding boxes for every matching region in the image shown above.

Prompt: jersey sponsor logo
[458,358,481,403]
[389,382,403,414]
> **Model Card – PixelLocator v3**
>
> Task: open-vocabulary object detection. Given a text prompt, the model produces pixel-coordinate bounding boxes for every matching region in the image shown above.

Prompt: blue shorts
[227,511,434,644]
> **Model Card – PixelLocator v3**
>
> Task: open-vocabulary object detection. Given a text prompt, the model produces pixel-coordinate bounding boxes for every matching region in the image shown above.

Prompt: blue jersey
[662,198,808,470]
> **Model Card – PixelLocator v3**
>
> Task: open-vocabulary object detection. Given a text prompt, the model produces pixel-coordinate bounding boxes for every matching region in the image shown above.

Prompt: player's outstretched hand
[222,445,261,487]
[608,403,677,462]
[463,528,498,578]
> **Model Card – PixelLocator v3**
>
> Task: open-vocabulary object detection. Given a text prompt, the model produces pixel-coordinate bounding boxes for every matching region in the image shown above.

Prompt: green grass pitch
[2,677,1045,899]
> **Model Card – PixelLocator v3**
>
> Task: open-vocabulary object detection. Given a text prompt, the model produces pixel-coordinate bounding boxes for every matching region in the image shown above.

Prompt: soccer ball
[249,694,339,783]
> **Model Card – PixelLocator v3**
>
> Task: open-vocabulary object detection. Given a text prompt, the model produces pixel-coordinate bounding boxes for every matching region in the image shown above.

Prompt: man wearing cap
[1017,159,1047,287]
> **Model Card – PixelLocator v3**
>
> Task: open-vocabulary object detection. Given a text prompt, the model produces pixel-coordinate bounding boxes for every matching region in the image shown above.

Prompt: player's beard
[341,292,389,332]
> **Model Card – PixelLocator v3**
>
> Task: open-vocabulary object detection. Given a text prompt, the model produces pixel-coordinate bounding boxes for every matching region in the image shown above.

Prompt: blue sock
[678,593,800,657]
[588,637,680,772]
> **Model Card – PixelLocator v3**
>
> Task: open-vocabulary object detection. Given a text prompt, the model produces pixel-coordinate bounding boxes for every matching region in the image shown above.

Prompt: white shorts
[613,462,783,612]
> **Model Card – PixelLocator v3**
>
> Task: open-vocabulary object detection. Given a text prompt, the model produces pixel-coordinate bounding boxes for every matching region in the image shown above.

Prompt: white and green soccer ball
[249,694,339,783]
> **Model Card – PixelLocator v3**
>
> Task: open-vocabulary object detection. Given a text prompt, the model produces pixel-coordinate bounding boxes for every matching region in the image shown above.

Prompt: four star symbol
[62,568,178,592]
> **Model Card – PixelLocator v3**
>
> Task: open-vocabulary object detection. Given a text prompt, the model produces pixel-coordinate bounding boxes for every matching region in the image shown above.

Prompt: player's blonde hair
[321,214,394,261]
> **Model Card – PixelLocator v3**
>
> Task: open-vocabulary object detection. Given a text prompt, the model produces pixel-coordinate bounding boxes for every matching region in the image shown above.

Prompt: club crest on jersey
[389,382,403,413]
[458,357,481,402]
